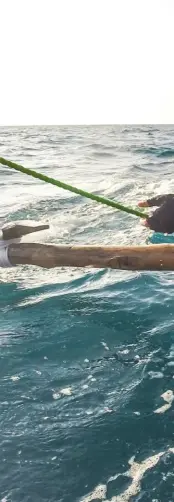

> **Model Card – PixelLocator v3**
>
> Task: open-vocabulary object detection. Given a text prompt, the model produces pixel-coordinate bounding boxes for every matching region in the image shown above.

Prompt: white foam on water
[154,390,174,414]
[10,376,20,382]
[52,392,60,400]
[101,342,110,351]
[81,447,174,502]
[81,484,106,501]
[148,371,164,379]
[104,407,113,413]
[60,387,72,396]
[167,346,174,359]
[52,387,72,399]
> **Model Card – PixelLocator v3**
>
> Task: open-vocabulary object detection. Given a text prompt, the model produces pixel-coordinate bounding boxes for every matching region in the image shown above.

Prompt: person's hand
[138,194,174,233]
[2,220,49,240]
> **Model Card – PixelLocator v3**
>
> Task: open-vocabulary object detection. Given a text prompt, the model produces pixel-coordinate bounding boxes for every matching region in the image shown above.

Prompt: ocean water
[0,125,174,502]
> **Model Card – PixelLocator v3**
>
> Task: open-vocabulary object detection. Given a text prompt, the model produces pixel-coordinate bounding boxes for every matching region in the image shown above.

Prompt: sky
[0,0,174,125]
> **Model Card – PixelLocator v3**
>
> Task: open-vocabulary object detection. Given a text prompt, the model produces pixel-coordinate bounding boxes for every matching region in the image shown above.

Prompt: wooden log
[7,242,174,270]
[2,221,49,240]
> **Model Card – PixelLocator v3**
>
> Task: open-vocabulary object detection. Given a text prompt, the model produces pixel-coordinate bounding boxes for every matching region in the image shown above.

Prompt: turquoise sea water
[0,126,174,502]
[149,232,174,244]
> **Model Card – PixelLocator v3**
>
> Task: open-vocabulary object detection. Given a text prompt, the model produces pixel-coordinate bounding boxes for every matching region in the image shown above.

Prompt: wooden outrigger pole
[8,242,174,271]
[1,221,174,271]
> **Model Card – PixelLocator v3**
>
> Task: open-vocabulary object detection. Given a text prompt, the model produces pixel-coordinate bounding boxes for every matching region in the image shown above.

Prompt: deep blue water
[0,126,174,502]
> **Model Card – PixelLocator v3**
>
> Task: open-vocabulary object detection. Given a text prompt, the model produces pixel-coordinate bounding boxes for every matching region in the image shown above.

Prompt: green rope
[0,157,148,219]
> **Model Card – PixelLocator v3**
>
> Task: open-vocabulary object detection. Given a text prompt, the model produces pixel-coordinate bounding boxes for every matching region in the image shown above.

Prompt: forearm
[147,194,174,206]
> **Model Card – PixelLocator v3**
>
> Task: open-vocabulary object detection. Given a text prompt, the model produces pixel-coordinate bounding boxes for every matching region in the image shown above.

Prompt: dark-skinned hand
[138,194,174,233]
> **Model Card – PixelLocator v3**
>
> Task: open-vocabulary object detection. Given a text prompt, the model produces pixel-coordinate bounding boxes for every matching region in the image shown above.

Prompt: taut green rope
[0,157,148,219]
